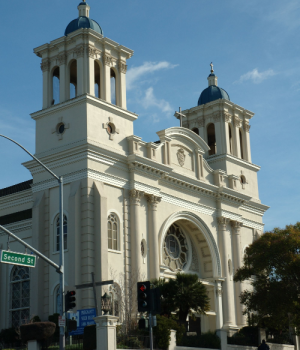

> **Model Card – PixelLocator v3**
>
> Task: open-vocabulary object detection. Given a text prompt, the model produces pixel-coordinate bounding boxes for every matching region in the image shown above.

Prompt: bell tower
[179,64,259,199]
[32,1,136,157]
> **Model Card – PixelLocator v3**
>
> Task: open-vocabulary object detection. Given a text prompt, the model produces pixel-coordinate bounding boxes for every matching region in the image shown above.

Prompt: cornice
[0,219,32,236]
[0,189,32,211]
[31,94,138,121]
[240,201,270,216]
[206,154,261,172]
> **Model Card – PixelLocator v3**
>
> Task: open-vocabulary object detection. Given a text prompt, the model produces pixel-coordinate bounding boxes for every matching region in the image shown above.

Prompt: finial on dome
[207,62,218,87]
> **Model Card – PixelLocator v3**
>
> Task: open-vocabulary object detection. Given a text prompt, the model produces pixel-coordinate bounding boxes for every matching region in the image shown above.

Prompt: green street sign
[0,250,36,268]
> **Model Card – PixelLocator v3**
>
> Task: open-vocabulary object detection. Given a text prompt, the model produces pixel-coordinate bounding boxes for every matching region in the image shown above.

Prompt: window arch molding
[107,211,122,251]
[51,212,68,253]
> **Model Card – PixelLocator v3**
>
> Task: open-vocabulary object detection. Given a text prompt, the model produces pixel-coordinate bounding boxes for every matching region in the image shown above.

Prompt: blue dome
[198,85,230,106]
[65,16,103,36]
[78,2,87,4]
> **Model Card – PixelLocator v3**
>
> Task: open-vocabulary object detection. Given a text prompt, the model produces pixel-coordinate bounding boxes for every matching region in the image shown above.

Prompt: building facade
[0,1,268,334]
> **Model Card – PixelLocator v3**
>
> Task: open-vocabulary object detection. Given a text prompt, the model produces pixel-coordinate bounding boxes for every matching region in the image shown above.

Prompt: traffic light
[65,291,76,312]
[150,287,161,315]
[137,281,151,312]
[67,319,77,331]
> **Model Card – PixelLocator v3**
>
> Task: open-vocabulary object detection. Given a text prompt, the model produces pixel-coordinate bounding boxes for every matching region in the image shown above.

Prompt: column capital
[58,53,67,66]
[40,59,50,72]
[217,216,230,228]
[146,194,161,210]
[243,120,251,132]
[118,59,127,73]
[129,189,144,204]
[231,220,243,233]
[233,116,242,128]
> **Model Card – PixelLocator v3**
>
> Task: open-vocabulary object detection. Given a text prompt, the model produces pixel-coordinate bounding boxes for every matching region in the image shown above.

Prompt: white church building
[0,1,269,334]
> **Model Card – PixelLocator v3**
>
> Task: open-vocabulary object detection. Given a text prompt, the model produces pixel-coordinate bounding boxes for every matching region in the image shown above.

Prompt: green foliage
[31,316,41,323]
[227,327,259,347]
[152,273,210,322]
[178,331,221,349]
[0,328,20,344]
[48,314,60,341]
[83,325,96,350]
[234,222,300,331]
[152,315,185,350]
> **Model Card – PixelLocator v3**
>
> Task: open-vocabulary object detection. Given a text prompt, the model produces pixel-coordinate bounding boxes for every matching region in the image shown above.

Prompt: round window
[57,123,65,134]
[107,123,115,135]
[163,223,188,271]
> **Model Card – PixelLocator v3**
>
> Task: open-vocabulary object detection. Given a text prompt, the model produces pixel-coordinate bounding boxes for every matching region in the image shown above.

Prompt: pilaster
[231,220,246,327]
[146,194,161,280]
[214,280,224,330]
[233,115,242,158]
[243,120,252,162]
[129,190,144,274]
[58,53,67,103]
[41,59,50,109]
[217,216,236,329]
[104,52,112,103]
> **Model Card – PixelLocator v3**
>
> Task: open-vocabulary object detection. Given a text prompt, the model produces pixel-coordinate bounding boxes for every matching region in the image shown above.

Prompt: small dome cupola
[65,1,103,36]
[78,0,90,17]
[198,63,230,106]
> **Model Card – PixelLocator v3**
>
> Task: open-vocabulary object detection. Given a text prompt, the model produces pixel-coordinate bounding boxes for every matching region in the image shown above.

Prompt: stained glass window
[10,266,30,327]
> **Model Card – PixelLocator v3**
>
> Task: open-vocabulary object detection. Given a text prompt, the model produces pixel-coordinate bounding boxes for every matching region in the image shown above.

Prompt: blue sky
[0,0,299,231]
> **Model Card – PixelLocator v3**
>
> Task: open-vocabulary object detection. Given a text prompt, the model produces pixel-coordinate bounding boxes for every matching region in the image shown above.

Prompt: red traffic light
[139,284,146,292]
[69,291,76,296]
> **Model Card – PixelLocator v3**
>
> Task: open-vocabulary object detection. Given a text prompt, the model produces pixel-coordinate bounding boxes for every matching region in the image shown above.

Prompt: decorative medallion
[177,148,185,167]
[163,223,189,271]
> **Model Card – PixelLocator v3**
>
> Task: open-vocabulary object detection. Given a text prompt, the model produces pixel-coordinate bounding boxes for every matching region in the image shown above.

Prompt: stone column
[86,45,96,96]
[76,45,85,96]
[94,315,119,350]
[118,60,127,109]
[224,114,232,154]
[130,190,144,275]
[41,59,50,109]
[218,217,236,328]
[213,113,223,155]
[104,53,112,103]
[146,194,161,280]
[232,116,242,158]
[214,280,224,330]
[58,53,67,103]
[243,121,252,162]
[231,220,246,326]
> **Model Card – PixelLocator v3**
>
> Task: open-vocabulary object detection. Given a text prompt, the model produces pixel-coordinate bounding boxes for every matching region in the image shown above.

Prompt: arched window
[228,124,233,155]
[70,60,77,99]
[239,129,244,159]
[10,266,30,327]
[110,69,116,105]
[94,61,101,98]
[52,67,60,105]
[192,128,199,135]
[108,213,118,250]
[56,215,67,251]
[207,123,216,155]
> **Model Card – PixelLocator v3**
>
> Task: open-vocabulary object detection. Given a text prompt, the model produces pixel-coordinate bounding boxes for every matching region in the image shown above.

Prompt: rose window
[163,224,188,271]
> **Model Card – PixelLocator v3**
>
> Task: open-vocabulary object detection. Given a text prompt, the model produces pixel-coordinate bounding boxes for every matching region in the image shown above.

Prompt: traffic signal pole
[149,312,154,350]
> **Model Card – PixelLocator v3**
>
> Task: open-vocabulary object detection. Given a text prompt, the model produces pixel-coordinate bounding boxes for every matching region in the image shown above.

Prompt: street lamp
[0,134,65,350]
[101,293,112,315]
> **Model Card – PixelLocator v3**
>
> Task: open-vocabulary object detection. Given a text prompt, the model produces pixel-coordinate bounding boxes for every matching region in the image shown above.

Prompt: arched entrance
[159,211,223,332]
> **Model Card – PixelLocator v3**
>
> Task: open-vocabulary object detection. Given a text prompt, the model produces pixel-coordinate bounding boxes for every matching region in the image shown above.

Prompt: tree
[234,222,300,331]
[153,273,210,323]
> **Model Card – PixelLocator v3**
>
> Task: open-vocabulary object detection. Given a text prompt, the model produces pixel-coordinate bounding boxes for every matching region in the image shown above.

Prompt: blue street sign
[67,308,97,335]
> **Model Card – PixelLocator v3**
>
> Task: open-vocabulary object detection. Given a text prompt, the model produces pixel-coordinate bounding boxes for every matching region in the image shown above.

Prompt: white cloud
[141,87,173,116]
[238,68,276,84]
[127,61,178,90]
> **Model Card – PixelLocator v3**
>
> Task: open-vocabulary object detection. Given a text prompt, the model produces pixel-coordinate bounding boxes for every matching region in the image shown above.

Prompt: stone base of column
[27,340,41,350]
[222,324,240,336]
[93,315,119,350]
